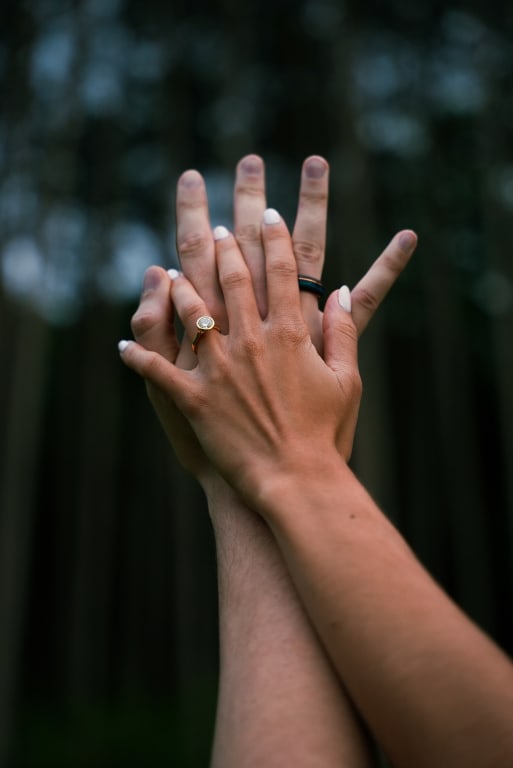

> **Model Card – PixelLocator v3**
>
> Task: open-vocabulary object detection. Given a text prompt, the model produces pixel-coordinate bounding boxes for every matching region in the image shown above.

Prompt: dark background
[2,0,513,765]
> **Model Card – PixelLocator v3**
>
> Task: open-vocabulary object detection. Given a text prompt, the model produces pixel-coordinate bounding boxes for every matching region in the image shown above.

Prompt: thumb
[323,286,360,379]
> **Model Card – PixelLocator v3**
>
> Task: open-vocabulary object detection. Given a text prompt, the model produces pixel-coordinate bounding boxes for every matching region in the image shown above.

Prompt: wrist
[199,468,261,532]
[250,449,350,521]
[250,451,394,539]
[199,468,235,503]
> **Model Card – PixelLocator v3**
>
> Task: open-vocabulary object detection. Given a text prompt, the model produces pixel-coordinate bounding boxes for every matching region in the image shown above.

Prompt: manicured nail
[213,225,230,240]
[263,208,281,225]
[304,157,327,179]
[118,340,131,353]
[143,269,161,292]
[399,231,417,252]
[167,268,180,280]
[338,285,352,312]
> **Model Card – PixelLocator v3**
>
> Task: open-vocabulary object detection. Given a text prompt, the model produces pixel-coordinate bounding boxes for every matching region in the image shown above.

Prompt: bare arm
[208,478,373,768]
[122,208,513,768]
[264,460,513,768]
[129,156,417,766]
[210,157,373,767]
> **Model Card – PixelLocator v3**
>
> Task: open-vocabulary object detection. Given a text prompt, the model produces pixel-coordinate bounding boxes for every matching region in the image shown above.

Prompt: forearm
[203,477,375,768]
[259,457,513,768]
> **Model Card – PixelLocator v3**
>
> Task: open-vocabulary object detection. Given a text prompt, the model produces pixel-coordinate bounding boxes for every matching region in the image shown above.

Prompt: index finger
[351,230,418,336]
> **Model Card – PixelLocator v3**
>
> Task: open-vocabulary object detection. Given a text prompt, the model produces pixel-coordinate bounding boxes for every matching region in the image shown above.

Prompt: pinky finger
[351,230,418,337]
[118,340,192,410]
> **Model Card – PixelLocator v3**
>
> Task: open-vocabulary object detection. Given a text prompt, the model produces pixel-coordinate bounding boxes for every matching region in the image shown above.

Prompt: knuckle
[235,179,264,197]
[221,268,251,290]
[177,232,209,258]
[236,223,261,245]
[351,285,379,315]
[236,334,264,359]
[182,301,206,327]
[338,320,358,345]
[293,238,323,266]
[211,355,230,381]
[269,322,306,349]
[300,188,329,205]
[381,250,407,275]
[267,259,297,281]
[184,389,208,418]
[131,308,158,337]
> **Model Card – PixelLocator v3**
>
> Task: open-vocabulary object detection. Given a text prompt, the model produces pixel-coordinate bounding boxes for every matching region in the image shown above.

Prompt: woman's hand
[129,155,334,487]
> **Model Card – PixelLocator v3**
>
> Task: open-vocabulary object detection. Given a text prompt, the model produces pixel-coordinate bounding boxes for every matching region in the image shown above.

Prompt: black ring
[298,274,325,299]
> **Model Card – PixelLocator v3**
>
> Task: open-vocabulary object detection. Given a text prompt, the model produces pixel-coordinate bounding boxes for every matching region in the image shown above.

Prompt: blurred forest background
[2,0,513,765]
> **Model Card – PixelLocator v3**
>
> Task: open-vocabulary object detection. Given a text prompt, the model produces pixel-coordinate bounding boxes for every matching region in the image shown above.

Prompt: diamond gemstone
[197,315,215,330]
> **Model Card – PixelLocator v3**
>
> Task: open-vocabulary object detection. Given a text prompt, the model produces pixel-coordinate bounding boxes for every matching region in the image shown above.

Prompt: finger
[292,155,329,309]
[233,154,268,315]
[131,266,180,363]
[176,169,225,324]
[351,230,418,336]
[213,225,260,332]
[261,209,302,322]
[118,339,192,411]
[323,286,361,387]
[130,269,189,452]
[323,287,362,459]
[176,169,226,370]
[292,156,329,350]
[169,271,224,357]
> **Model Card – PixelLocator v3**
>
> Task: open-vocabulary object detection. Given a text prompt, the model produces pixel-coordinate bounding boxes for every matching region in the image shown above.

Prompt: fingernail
[263,208,281,225]
[167,268,180,280]
[305,157,327,179]
[399,231,417,252]
[240,156,262,175]
[179,170,203,189]
[143,269,161,292]
[213,225,230,240]
[118,340,131,353]
[338,285,352,312]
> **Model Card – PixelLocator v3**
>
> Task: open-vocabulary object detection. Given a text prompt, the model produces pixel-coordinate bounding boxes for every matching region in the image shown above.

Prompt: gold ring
[191,315,221,354]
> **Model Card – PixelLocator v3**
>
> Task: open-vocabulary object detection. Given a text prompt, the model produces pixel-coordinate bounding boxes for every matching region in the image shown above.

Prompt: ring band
[192,315,221,354]
[298,274,324,299]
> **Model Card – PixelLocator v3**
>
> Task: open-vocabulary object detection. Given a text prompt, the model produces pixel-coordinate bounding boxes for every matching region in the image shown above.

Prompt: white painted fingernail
[263,208,281,225]
[118,340,131,353]
[213,225,230,240]
[167,268,180,280]
[338,285,352,312]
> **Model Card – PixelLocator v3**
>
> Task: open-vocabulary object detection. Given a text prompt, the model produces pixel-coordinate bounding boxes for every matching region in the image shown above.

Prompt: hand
[127,155,417,489]
[130,155,332,487]
[121,209,415,503]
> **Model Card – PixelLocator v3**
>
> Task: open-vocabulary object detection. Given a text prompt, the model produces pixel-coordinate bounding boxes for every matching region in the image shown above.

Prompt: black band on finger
[298,274,325,299]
